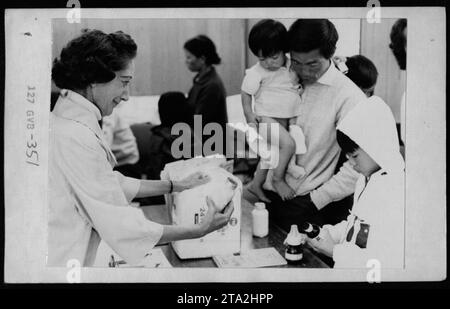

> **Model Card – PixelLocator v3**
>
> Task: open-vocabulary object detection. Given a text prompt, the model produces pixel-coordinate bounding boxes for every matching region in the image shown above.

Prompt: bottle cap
[301,222,313,233]
[254,202,266,210]
[284,225,304,246]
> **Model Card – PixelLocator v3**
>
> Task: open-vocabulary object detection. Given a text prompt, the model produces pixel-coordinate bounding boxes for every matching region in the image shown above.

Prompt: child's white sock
[289,124,307,154]
[286,155,306,178]
[286,124,307,178]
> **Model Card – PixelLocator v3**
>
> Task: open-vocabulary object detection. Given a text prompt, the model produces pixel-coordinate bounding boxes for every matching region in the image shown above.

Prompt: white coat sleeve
[114,171,140,204]
[323,220,348,244]
[54,133,163,265]
[332,182,404,269]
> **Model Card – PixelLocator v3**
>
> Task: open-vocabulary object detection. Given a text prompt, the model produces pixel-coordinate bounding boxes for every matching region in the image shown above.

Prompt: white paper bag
[161,155,242,259]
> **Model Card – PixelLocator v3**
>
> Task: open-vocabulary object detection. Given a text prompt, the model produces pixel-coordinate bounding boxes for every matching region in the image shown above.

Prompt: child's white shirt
[241,57,302,119]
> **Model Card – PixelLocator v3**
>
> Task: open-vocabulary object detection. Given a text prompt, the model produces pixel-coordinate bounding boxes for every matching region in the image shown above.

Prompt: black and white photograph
[3,6,446,285]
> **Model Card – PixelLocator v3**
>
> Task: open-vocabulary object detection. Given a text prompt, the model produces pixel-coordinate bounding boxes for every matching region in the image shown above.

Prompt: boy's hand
[306,228,335,257]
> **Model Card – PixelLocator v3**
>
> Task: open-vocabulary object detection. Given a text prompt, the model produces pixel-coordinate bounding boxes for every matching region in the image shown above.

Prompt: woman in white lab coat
[48,29,234,267]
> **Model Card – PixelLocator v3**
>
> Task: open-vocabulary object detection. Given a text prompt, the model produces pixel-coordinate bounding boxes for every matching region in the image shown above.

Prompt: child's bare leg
[247,162,271,203]
[259,116,296,201]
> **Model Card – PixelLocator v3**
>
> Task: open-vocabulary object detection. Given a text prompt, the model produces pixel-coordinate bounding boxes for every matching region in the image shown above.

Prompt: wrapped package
[161,155,242,259]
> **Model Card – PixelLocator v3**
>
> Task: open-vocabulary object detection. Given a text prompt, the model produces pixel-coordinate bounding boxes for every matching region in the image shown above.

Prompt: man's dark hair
[158,92,192,127]
[288,19,338,59]
[389,19,407,70]
[52,29,137,90]
[336,129,359,154]
[248,19,288,57]
[184,35,221,65]
[345,55,379,91]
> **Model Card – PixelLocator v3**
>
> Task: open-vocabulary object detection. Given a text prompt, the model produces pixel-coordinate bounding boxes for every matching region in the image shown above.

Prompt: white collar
[316,60,338,86]
[53,89,118,167]
[53,89,103,138]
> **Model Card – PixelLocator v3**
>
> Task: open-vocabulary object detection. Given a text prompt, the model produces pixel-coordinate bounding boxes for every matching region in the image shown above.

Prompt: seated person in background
[133,92,198,204]
[333,54,379,98]
[145,91,194,180]
[242,19,307,203]
[102,109,140,178]
[389,19,407,152]
[307,96,405,268]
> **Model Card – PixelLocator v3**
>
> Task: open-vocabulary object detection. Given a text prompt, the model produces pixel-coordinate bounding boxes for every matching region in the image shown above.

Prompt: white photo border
[4,7,446,283]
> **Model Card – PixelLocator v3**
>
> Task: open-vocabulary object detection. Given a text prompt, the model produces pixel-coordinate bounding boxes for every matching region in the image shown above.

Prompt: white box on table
[161,155,241,259]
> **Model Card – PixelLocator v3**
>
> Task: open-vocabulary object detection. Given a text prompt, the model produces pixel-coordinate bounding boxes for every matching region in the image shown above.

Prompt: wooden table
[141,198,329,268]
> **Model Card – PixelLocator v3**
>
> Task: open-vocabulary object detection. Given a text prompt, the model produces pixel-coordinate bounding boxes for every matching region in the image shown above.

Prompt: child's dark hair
[158,91,192,127]
[288,19,338,59]
[345,55,378,91]
[248,19,288,57]
[52,29,137,90]
[184,35,221,65]
[389,19,407,70]
[336,129,359,154]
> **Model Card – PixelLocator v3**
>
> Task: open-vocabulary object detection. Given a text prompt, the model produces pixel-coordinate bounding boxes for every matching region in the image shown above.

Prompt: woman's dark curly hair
[389,19,407,70]
[184,35,221,66]
[52,29,137,90]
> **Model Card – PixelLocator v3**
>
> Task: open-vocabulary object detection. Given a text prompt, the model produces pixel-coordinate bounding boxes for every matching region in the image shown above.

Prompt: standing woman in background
[389,19,407,149]
[49,29,233,267]
[184,35,228,154]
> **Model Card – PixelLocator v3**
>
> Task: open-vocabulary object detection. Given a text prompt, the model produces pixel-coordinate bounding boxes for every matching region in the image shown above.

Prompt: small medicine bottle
[284,225,304,264]
[301,222,321,239]
[252,202,269,238]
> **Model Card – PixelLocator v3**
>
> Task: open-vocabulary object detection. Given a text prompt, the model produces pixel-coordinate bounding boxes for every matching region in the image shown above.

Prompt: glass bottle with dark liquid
[284,225,304,265]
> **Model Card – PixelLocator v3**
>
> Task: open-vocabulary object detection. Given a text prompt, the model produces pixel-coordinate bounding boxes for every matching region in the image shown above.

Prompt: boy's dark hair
[158,91,192,127]
[248,19,288,57]
[345,55,378,91]
[389,19,407,70]
[336,129,359,154]
[52,29,137,90]
[288,19,338,59]
[184,35,221,65]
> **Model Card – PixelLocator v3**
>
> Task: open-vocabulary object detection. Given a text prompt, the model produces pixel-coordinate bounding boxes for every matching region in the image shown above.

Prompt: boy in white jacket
[306,96,405,269]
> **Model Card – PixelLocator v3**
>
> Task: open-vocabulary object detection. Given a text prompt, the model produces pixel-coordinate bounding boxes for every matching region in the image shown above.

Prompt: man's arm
[309,89,365,210]
[310,160,359,210]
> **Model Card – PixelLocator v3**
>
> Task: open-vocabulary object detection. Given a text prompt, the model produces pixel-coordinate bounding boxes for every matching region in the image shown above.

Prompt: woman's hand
[177,172,211,192]
[198,196,234,236]
[306,228,335,258]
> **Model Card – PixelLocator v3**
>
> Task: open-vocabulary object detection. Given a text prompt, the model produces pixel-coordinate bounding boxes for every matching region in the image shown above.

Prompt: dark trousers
[264,190,353,233]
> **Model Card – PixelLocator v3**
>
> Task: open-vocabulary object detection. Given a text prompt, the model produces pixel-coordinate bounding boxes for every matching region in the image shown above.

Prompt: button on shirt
[48,90,163,267]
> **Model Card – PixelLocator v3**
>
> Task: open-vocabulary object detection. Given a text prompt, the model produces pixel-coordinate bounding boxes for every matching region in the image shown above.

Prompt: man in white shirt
[247,19,366,231]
